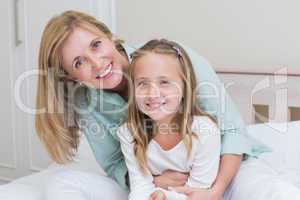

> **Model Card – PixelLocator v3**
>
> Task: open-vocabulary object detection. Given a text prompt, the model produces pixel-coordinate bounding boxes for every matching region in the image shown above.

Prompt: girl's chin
[145,110,177,124]
[146,113,169,123]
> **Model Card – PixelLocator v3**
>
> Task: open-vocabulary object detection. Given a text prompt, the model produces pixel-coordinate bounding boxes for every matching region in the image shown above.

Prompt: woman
[35,10,295,200]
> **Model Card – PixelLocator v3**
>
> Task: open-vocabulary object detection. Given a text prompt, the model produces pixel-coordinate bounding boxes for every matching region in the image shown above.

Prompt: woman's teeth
[96,63,112,79]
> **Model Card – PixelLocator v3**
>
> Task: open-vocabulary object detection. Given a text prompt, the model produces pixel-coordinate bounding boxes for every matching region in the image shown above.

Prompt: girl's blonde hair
[36,10,121,163]
[127,39,216,174]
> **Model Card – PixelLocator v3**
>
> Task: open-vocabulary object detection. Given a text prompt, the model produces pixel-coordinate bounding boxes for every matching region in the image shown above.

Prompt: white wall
[116,0,300,70]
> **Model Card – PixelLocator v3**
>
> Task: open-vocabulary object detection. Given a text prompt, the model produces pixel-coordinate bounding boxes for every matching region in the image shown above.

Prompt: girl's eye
[137,81,148,87]
[92,40,102,49]
[137,82,145,86]
[160,80,170,85]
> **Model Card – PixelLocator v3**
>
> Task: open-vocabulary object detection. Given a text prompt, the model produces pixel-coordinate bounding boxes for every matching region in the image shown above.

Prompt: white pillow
[0,183,42,200]
[247,121,300,172]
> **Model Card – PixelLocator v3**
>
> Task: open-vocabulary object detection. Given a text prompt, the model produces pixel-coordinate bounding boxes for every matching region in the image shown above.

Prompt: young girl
[117,39,221,200]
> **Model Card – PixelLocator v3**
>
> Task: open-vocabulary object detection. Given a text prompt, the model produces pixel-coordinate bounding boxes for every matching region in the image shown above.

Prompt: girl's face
[61,27,129,89]
[133,53,184,124]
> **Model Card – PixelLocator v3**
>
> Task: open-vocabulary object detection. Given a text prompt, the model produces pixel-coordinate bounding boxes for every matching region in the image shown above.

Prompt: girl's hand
[170,186,221,200]
[153,170,189,189]
[149,190,167,200]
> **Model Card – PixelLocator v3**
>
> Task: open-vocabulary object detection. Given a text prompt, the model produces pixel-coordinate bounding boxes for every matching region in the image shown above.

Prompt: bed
[1,66,299,200]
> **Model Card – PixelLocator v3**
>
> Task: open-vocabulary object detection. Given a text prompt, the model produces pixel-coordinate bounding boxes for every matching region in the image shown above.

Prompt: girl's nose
[147,83,161,97]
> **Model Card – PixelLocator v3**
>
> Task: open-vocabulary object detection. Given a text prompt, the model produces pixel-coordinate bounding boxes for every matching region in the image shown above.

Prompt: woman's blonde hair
[127,39,216,174]
[35,10,120,163]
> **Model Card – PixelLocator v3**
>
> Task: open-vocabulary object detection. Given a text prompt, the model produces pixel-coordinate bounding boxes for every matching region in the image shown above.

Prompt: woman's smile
[61,27,128,90]
[95,62,113,79]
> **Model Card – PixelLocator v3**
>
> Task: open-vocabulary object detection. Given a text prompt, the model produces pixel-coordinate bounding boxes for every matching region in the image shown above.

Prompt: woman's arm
[211,154,242,198]
[171,155,242,200]
[182,43,269,158]
[79,113,129,191]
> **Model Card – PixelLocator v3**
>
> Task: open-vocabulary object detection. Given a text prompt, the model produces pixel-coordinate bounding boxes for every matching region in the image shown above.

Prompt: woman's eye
[74,61,81,69]
[92,40,102,49]
[74,58,85,69]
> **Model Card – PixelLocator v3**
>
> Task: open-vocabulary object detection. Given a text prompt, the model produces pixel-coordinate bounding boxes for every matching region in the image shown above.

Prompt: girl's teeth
[147,101,165,109]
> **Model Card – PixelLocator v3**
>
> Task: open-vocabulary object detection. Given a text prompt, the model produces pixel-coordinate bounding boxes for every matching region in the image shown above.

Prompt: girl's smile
[145,98,166,110]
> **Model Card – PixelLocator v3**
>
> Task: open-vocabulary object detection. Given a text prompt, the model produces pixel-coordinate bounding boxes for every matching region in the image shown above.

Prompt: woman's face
[61,27,129,89]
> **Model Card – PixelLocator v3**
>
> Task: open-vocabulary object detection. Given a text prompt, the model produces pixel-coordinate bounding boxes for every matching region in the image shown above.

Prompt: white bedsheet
[247,120,300,188]
[0,133,106,200]
[1,121,299,200]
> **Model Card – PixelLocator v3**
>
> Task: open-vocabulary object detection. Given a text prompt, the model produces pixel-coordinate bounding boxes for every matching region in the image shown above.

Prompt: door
[0,0,115,183]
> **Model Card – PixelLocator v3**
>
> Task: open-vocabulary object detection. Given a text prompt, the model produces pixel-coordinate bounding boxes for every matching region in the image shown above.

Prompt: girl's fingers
[150,191,166,200]
[185,190,194,195]
[168,186,192,194]
[149,192,156,200]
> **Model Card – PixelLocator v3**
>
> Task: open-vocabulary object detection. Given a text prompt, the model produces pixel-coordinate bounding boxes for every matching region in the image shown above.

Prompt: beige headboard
[215,66,300,125]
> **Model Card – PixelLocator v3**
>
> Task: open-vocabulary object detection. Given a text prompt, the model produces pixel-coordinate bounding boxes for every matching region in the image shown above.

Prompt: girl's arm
[117,125,156,200]
[153,170,189,189]
[185,117,221,188]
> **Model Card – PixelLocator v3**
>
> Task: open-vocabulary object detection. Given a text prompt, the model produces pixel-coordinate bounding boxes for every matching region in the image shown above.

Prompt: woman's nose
[88,54,109,70]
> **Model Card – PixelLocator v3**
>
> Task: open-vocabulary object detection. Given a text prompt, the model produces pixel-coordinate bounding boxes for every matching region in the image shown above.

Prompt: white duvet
[1,121,300,200]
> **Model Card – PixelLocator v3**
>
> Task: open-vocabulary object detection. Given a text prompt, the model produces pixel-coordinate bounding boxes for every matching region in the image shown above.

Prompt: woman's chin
[92,73,124,90]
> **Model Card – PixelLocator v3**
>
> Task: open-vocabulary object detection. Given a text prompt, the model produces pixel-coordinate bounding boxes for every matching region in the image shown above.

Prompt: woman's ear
[57,68,73,81]
[61,74,80,84]
[111,34,117,41]
[64,74,77,81]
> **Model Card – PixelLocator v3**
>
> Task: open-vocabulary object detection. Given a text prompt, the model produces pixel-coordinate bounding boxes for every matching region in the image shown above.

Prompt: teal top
[75,43,271,191]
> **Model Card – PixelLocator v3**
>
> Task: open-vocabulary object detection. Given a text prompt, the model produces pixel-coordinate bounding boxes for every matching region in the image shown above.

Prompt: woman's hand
[153,170,189,189]
[149,190,167,200]
[170,186,221,200]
